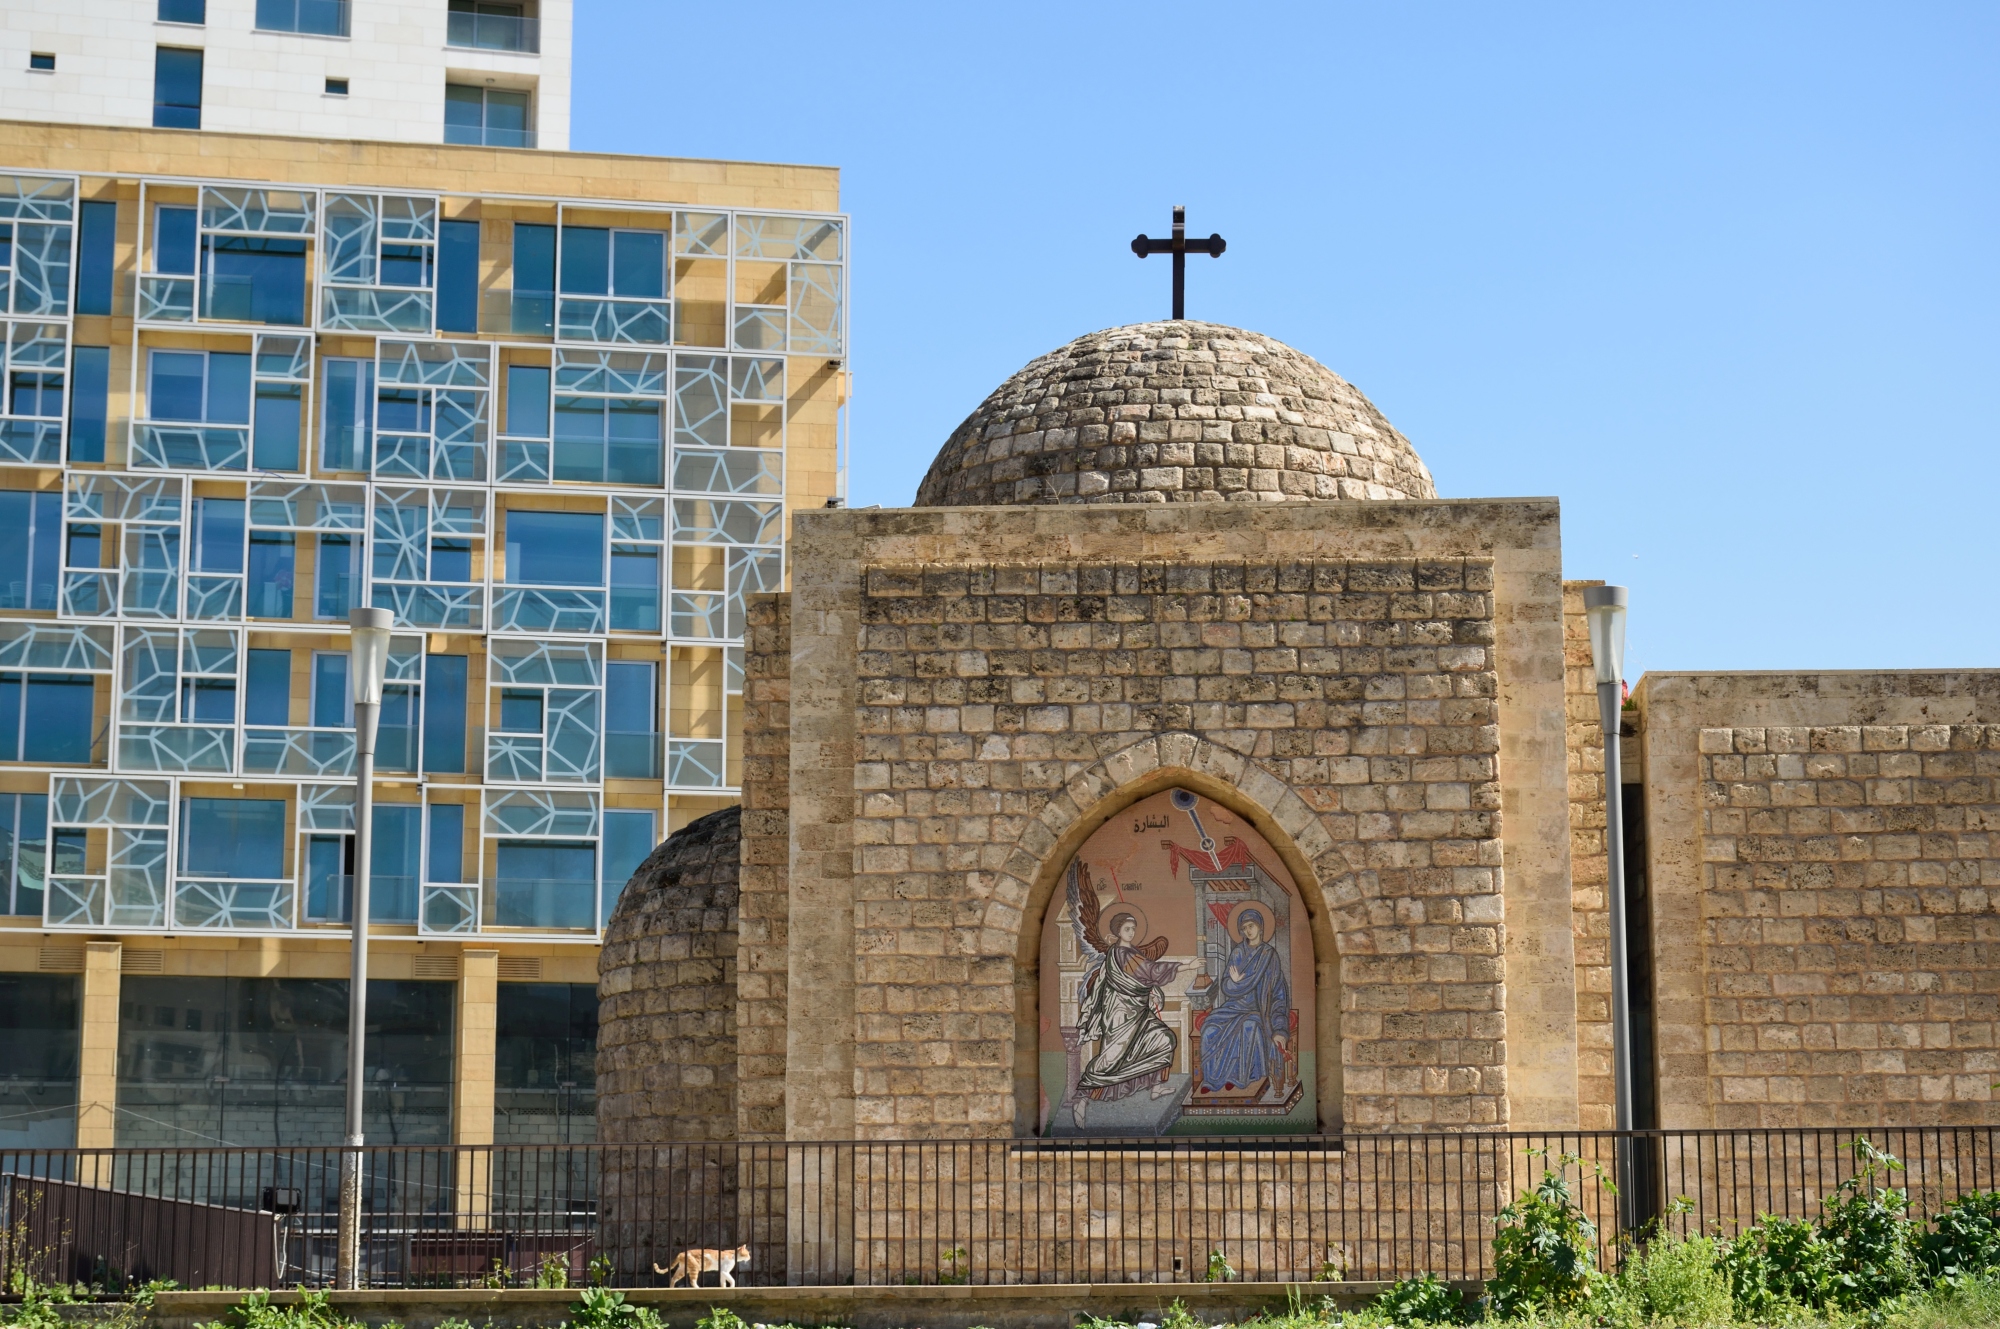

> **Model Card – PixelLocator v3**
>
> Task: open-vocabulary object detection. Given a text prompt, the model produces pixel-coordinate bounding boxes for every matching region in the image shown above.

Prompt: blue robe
[1198,939,1289,1093]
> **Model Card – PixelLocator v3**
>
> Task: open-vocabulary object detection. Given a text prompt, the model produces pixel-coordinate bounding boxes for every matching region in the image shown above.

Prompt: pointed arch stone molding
[996,732,1346,1135]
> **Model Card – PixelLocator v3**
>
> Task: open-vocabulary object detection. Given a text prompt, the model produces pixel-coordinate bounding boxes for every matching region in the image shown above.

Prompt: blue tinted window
[194,498,244,573]
[253,383,301,470]
[305,834,351,922]
[609,548,659,632]
[559,228,607,296]
[604,662,654,736]
[244,649,290,726]
[0,676,17,758]
[421,654,466,774]
[494,842,594,929]
[444,84,485,146]
[505,510,603,586]
[206,353,250,421]
[319,358,372,471]
[66,525,99,570]
[612,231,665,300]
[437,220,479,334]
[21,676,93,763]
[498,689,541,733]
[153,206,197,275]
[149,351,206,420]
[256,0,347,36]
[182,799,285,879]
[379,683,417,772]
[315,535,357,620]
[203,238,306,326]
[379,244,430,289]
[0,492,61,611]
[180,676,234,723]
[429,539,471,583]
[246,531,294,617]
[511,223,554,334]
[371,804,419,922]
[159,0,206,22]
[6,794,49,917]
[505,365,549,436]
[75,203,116,316]
[153,47,202,130]
[67,346,109,463]
[311,653,350,727]
[601,810,655,925]
[426,803,464,884]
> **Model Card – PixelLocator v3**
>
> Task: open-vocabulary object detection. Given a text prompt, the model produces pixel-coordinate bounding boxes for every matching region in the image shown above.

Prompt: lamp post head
[1582,585,1629,688]
[347,607,394,707]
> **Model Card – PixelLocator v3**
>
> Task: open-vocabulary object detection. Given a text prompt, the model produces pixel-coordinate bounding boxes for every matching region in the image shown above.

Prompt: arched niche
[1011,768,1342,1137]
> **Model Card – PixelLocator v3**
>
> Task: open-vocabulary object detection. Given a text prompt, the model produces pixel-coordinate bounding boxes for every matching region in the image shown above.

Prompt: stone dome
[914,321,1436,507]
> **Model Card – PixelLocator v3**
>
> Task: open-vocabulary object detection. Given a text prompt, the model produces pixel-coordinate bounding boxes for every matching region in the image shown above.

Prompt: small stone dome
[597,805,741,1144]
[914,321,1436,507]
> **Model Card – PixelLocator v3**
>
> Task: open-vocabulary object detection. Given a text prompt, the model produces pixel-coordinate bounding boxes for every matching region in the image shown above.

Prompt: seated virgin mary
[1197,907,1290,1094]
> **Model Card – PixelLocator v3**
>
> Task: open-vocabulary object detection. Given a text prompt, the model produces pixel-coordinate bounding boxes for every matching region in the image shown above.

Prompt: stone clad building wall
[1637,672,2000,1131]
[780,500,1583,1140]
[737,594,794,1140]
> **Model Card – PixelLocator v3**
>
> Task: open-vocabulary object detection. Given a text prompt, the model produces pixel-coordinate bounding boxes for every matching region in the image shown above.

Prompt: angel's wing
[1137,935,1171,963]
[1068,861,1110,955]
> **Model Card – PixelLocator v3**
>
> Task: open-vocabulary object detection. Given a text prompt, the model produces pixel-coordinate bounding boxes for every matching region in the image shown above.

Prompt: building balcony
[447,11,540,53]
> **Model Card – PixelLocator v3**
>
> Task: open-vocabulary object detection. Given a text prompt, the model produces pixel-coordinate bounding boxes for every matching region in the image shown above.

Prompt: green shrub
[1618,1230,1734,1327]
[1920,1191,2000,1282]
[1487,1150,1609,1317]
[1719,1214,1838,1317]
[567,1288,663,1329]
[1818,1139,1922,1308]
[1370,1273,1469,1325]
[199,1292,364,1329]
[1205,1249,1236,1283]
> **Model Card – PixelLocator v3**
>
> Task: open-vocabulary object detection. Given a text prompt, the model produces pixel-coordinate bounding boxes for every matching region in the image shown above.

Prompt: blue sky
[574,3,1998,680]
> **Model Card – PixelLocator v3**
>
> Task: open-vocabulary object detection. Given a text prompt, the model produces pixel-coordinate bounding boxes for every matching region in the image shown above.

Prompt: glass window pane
[609,548,659,632]
[298,0,347,36]
[312,652,350,727]
[504,365,549,437]
[315,534,357,619]
[253,382,302,471]
[247,531,295,617]
[30,493,58,611]
[204,238,306,326]
[498,689,542,733]
[443,84,486,145]
[14,795,46,918]
[493,982,597,1143]
[604,661,654,734]
[305,834,351,921]
[153,47,202,130]
[181,676,234,722]
[195,497,245,573]
[601,810,655,924]
[22,676,93,764]
[559,227,607,297]
[154,205,198,276]
[426,803,464,884]
[319,358,372,471]
[485,89,530,140]
[206,351,252,424]
[159,0,207,22]
[437,220,479,333]
[371,804,419,922]
[182,798,286,879]
[149,350,207,421]
[495,842,594,929]
[68,345,110,463]
[0,675,19,760]
[76,202,117,316]
[0,973,79,1147]
[505,510,604,586]
[612,231,665,300]
[421,654,466,774]
[244,648,290,725]
[429,539,471,583]
[0,493,59,612]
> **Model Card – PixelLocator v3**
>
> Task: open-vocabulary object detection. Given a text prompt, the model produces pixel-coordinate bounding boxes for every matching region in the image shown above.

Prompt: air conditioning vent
[412,955,460,979]
[38,946,84,972]
[497,956,542,981]
[122,949,165,974]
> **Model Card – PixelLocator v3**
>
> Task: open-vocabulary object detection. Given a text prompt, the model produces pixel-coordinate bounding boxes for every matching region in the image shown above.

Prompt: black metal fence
[0,1127,1993,1290]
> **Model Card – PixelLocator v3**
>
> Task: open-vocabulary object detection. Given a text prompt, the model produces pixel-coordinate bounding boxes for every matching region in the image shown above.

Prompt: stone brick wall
[596,805,742,1143]
[1562,584,1614,1129]
[853,557,1508,1133]
[1696,724,2000,1127]
[737,593,792,1140]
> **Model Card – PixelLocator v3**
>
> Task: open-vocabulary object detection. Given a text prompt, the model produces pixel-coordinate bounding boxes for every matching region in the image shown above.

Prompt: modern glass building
[0,115,844,1151]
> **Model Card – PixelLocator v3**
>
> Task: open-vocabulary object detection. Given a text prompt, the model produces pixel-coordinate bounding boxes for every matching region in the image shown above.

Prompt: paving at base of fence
[0,1127,1993,1292]
[135,1284,1427,1329]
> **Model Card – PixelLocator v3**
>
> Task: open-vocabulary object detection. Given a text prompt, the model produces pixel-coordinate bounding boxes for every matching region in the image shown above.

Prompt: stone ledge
[146,1281,1433,1329]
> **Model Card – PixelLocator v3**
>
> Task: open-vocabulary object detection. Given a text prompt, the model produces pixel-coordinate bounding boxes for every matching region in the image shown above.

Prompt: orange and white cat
[655,1244,751,1288]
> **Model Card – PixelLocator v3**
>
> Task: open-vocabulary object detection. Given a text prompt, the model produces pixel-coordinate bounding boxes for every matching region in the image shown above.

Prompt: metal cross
[1130,205,1226,320]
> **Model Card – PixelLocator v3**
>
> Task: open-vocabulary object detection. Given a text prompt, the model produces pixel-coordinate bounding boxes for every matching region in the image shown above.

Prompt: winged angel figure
[1067,861,1184,1128]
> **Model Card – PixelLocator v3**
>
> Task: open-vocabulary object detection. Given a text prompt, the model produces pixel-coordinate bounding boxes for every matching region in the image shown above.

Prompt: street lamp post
[335,607,393,1291]
[1582,585,1638,1230]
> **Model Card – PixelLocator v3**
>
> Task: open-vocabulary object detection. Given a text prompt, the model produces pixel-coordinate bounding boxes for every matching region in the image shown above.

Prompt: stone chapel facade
[598,321,2000,1144]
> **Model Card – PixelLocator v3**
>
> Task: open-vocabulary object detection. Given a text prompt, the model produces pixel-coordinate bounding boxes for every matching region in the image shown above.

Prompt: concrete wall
[778,499,1580,1139]
[1636,671,2000,1129]
[0,0,572,149]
